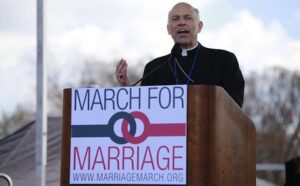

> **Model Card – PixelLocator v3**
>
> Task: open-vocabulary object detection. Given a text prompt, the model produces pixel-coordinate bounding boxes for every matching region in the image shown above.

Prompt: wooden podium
[60,85,256,186]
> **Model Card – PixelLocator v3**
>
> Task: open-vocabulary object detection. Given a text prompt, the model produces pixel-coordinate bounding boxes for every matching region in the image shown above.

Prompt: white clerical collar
[181,43,199,57]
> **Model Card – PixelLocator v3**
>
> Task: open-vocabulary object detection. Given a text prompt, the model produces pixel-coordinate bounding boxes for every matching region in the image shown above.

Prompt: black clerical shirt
[141,43,245,107]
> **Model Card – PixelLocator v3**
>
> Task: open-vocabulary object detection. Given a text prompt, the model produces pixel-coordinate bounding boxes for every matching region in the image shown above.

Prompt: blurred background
[0,0,300,185]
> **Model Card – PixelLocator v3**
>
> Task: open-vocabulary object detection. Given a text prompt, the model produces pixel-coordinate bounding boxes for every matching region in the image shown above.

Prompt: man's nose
[177,18,186,26]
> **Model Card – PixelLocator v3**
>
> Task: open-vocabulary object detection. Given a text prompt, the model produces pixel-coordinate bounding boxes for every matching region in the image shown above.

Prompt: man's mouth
[177,29,189,34]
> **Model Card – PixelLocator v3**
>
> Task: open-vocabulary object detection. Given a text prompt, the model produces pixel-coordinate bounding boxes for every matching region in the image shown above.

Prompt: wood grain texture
[187,85,256,186]
[60,88,71,186]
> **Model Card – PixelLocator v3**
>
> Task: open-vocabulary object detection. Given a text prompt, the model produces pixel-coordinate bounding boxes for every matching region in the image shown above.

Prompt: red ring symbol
[121,111,186,144]
[121,111,149,144]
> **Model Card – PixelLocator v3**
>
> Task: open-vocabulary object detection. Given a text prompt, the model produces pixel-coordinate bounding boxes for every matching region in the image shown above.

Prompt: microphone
[131,43,181,86]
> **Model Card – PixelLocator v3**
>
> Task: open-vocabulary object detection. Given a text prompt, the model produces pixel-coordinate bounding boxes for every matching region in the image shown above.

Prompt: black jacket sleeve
[220,53,244,107]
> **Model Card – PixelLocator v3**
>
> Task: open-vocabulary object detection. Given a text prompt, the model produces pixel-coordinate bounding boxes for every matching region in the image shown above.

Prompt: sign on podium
[61,85,256,186]
[70,85,187,185]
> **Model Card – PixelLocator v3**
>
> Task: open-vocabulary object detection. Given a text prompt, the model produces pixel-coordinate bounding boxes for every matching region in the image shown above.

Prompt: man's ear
[198,21,203,33]
[167,24,171,35]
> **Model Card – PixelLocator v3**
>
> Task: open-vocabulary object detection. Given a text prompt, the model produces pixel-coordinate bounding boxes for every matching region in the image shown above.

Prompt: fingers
[120,65,127,78]
[116,59,126,74]
[116,59,125,73]
[116,59,129,86]
[116,59,127,77]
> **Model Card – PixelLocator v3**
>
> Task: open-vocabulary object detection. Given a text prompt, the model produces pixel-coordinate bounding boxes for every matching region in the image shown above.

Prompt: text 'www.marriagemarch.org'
[72,172,184,183]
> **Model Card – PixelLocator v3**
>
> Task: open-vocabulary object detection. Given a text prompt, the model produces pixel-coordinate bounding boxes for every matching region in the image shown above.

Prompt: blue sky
[199,0,300,38]
[232,0,300,39]
[0,0,299,115]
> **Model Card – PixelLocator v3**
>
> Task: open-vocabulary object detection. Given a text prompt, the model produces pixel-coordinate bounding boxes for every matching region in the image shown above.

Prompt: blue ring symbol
[107,112,137,144]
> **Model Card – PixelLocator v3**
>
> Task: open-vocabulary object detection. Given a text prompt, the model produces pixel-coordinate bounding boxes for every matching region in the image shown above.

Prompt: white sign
[70,85,187,185]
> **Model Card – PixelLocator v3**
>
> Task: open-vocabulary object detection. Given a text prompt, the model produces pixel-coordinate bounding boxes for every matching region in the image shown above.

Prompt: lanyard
[173,44,201,84]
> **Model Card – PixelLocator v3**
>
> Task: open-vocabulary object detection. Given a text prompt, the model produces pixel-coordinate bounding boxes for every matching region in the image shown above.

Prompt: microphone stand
[131,43,182,86]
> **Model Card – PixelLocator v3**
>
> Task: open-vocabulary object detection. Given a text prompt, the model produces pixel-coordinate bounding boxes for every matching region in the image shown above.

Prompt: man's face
[167,4,202,49]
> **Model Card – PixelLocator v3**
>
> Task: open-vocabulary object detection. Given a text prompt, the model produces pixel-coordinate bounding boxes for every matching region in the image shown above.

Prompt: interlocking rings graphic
[72,111,186,144]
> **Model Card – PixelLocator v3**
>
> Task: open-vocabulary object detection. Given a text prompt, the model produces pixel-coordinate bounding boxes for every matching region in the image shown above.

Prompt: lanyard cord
[173,44,201,84]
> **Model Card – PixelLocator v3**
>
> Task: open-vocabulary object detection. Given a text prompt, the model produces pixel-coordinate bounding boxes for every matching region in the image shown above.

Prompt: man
[116,2,244,107]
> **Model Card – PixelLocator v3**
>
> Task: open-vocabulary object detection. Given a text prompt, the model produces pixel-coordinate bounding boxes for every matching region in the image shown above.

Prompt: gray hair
[168,3,200,22]
[193,7,200,21]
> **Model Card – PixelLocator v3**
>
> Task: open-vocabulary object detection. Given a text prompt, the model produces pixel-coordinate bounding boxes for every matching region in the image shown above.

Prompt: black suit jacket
[141,44,245,107]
